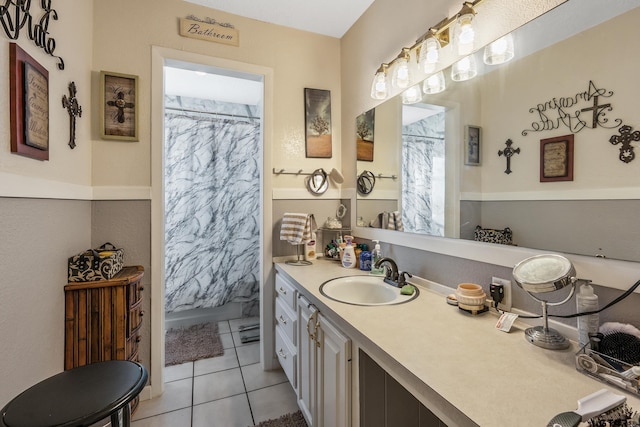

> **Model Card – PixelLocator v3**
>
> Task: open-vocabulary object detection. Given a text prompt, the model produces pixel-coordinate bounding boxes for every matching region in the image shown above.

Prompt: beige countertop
[275,259,640,427]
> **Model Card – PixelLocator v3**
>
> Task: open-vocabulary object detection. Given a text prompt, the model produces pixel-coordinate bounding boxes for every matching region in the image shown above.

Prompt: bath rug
[253,411,308,427]
[165,322,224,366]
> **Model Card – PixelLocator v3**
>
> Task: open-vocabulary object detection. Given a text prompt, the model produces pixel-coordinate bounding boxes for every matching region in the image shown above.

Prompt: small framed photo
[9,43,49,161]
[540,134,574,182]
[304,88,332,158]
[356,108,375,162]
[100,71,139,141]
[464,125,481,165]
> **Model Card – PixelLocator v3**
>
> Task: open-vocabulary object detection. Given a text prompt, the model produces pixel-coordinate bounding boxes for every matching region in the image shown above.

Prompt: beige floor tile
[163,361,193,382]
[194,348,239,376]
[248,382,299,424]
[193,368,245,405]
[193,394,253,427]
[217,320,231,334]
[236,342,260,366]
[132,378,192,420]
[220,332,235,350]
[131,408,191,427]
[241,363,287,392]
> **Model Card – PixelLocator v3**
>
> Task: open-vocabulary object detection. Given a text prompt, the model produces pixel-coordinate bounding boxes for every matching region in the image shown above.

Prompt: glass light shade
[483,33,515,65]
[451,55,477,81]
[402,84,423,104]
[453,13,475,56]
[423,71,446,94]
[370,69,388,100]
[392,56,412,89]
[419,36,441,74]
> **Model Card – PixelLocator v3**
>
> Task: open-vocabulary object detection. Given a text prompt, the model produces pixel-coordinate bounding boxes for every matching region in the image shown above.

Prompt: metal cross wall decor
[498,139,520,174]
[62,82,82,149]
[609,125,640,163]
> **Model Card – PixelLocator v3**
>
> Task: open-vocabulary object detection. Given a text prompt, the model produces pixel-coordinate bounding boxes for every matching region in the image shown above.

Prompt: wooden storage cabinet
[64,266,144,370]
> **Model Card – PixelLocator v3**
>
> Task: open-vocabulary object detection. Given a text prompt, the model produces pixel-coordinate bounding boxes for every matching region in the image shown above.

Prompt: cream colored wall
[478,8,640,195]
[91,0,342,189]
[0,2,93,194]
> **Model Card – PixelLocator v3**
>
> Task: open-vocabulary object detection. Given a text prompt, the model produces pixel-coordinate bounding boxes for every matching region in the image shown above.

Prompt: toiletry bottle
[576,283,599,348]
[370,240,384,275]
[359,250,372,271]
[304,232,317,261]
[341,236,356,268]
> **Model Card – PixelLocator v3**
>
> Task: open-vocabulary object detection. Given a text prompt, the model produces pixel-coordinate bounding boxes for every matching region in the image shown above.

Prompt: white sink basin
[319,276,419,306]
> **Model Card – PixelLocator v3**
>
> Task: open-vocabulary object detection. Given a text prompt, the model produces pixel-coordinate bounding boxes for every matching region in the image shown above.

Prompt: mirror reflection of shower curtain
[402,112,445,235]
[164,96,260,313]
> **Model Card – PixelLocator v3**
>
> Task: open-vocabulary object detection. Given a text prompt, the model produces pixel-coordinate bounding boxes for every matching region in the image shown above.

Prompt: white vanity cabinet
[297,294,351,427]
[275,273,298,387]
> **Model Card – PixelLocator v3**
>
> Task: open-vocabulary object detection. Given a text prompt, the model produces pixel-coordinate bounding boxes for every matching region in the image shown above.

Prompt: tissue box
[68,242,124,282]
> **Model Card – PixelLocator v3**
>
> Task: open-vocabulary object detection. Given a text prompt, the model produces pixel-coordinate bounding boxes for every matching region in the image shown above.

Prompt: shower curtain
[164,95,261,313]
[402,112,445,236]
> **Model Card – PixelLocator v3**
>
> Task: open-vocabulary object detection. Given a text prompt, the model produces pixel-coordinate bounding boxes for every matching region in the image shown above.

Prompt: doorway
[151,47,276,397]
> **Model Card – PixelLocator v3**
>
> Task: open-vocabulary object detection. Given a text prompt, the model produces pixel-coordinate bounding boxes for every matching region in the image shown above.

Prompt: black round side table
[1,360,148,427]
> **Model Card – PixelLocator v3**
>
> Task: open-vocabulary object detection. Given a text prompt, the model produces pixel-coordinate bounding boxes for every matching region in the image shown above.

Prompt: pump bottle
[341,236,356,268]
[370,240,384,275]
[576,283,599,348]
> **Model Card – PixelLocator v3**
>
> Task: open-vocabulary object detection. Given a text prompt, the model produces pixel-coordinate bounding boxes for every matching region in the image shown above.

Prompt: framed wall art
[9,43,49,161]
[100,71,139,141]
[464,125,481,165]
[540,134,574,182]
[356,108,375,162]
[304,88,332,158]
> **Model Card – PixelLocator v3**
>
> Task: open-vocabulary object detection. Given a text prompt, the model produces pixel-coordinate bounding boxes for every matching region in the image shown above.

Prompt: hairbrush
[546,389,626,427]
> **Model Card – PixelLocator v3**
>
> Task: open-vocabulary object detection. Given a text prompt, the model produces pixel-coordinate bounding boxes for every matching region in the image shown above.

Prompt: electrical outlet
[492,277,512,311]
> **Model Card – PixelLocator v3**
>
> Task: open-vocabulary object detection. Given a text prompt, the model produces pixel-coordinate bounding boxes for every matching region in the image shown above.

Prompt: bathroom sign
[179,17,239,47]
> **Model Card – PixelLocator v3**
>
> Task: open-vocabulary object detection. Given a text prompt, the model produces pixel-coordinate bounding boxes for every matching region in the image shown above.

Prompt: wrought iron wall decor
[62,81,81,149]
[609,125,640,163]
[498,139,520,174]
[521,81,620,136]
[0,0,64,70]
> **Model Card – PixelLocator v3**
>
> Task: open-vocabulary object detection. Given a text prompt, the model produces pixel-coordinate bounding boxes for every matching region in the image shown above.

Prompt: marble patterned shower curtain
[164,95,261,313]
[402,112,445,235]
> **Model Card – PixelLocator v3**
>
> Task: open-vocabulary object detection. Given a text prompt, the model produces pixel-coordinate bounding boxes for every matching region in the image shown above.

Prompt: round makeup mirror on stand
[513,254,591,350]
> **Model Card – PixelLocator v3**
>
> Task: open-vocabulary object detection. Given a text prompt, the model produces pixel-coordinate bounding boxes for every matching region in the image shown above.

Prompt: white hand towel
[280,213,315,244]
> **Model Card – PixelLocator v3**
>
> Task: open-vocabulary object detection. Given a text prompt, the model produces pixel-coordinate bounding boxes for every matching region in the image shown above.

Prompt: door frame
[150,46,275,397]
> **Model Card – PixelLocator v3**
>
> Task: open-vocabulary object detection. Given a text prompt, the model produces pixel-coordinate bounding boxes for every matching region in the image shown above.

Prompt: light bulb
[423,71,446,94]
[484,33,515,65]
[454,13,475,56]
[370,66,388,100]
[392,57,411,89]
[451,55,477,81]
[402,84,423,104]
[419,36,440,74]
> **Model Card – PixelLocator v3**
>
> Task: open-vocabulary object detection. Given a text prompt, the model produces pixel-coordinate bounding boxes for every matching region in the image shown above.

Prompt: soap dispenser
[370,240,384,275]
[341,236,356,269]
[576,283,599,348]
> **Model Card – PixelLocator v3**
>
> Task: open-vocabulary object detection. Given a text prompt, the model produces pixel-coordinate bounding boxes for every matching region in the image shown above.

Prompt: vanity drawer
[275,297,297,346]
[275,273,297,311]
[275,325,297,388]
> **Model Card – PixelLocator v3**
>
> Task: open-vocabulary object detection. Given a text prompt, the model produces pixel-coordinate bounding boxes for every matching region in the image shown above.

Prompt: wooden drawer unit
[275,273,297,311]
[275,297,297,346]
[275,325,297,387]
[64,266,144,370]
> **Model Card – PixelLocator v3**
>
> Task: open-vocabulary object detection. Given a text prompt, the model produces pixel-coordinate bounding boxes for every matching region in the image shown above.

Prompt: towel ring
[306,168,328,195]
[357,170,376,195]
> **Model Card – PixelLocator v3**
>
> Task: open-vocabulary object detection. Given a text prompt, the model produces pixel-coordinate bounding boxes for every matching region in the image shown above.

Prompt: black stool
[1,360,147,427]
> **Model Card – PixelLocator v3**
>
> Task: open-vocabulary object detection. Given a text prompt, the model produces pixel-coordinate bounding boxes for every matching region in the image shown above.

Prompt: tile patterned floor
[131,318,299,427]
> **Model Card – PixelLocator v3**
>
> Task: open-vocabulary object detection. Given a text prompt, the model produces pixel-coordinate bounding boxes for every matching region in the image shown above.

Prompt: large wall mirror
[356,0,640,263]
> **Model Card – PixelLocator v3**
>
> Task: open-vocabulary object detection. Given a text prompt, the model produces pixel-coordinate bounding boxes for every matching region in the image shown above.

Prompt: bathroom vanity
[274,260,640,426]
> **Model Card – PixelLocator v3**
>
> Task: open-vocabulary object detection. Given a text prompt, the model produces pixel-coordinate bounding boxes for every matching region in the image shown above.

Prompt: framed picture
[304,88,332,158]
[356,108,375,161]
[100,71,139,141]
[464,125,481,165]
[540,134,574,182]
[9,43,49,161]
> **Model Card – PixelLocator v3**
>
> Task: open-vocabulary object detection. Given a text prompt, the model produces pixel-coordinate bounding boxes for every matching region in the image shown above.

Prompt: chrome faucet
[374,257,412,287]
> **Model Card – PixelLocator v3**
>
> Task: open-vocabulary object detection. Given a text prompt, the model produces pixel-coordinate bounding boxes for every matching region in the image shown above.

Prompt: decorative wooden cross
[62,82,82,149]
[498,139,520,174]
[609,125,640,163]
[107,91,135,124]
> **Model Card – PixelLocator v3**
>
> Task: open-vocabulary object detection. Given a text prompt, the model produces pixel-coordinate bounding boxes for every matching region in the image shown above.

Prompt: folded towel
[388,211,404,231]
[280,213,316,244]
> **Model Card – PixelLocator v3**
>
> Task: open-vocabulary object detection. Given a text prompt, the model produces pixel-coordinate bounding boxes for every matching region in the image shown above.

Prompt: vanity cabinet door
[317,313,351,427]
[297,295,317,426]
